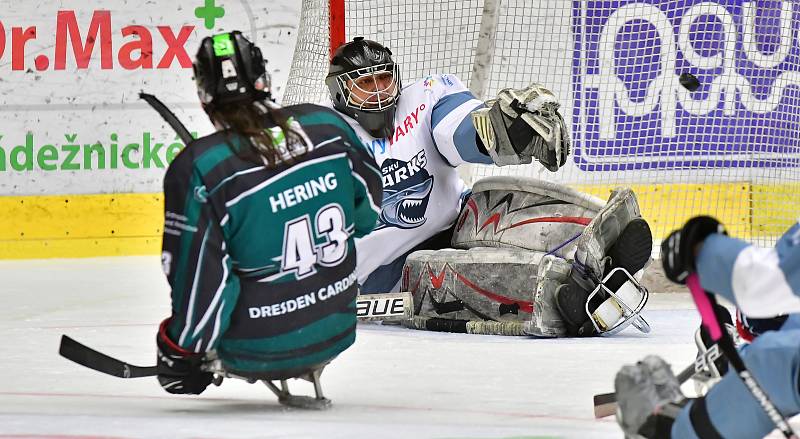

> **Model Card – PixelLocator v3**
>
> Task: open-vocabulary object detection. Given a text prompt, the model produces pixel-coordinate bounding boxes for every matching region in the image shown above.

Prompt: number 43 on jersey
[281,203,352,279]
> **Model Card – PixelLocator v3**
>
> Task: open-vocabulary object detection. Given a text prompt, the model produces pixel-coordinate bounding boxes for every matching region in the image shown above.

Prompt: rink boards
[2,182,798,259]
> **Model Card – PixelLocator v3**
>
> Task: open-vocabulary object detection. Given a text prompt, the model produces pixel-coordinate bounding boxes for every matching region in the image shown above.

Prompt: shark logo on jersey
[378,152,433,230]
[380,176,433,229]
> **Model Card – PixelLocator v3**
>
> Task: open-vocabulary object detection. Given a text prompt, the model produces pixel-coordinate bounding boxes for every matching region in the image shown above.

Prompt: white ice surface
[0,256,740,438]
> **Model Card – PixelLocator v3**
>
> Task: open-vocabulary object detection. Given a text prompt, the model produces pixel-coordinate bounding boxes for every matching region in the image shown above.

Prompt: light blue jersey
[697,220,800,317]
[673,220,800,438]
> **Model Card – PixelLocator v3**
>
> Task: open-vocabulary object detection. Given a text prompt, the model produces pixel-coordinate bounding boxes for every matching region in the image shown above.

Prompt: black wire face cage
[335,63,400,112]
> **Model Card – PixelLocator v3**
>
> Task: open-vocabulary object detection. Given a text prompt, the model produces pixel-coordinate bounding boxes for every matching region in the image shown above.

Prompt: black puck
[679,73,701,92]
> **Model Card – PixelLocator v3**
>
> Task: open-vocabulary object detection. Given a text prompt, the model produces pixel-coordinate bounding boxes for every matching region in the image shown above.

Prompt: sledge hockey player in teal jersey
[614,216,800,438]
[155,31,382,399]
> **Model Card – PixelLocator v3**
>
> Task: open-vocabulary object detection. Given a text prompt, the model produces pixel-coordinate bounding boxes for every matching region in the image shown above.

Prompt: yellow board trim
[751,183,800,237]
[573,183,752,240]
[0,193,164,259]
[0,184,798,259]
[0,236,164,259]
[573,182,800,242]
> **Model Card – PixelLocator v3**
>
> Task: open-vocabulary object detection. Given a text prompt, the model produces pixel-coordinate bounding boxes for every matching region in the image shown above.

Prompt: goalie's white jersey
[336,74,491,290]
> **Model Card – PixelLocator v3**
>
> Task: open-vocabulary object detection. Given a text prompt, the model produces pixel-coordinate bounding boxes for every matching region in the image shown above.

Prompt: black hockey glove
[660,216,726,284]
[156,318,213,395]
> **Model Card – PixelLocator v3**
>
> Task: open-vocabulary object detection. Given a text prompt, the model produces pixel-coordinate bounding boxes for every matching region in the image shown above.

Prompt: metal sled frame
[692,327,723,396]
[204,359,332,410]
[584,267,651,336]
[691,322,741,396]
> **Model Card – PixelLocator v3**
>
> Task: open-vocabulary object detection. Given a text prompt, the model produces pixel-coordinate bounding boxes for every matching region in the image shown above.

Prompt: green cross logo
[195,0,225,30]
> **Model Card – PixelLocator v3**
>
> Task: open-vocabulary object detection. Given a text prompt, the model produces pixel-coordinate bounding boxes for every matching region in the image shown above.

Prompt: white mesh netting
[284,0,800,245]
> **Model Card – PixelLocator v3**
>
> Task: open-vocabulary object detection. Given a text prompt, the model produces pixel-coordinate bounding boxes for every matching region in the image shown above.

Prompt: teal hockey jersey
[161,103,382,374]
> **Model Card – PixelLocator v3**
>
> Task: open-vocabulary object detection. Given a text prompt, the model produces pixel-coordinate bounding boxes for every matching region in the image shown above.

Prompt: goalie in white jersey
[325,37,571,294]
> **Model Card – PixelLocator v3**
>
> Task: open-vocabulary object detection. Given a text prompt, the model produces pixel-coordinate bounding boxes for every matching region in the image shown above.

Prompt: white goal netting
[284,0,800,245]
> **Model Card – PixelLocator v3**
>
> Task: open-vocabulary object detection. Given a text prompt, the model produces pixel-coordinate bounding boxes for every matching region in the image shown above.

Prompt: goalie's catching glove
[156,318,214,395]
[471,83,570,171]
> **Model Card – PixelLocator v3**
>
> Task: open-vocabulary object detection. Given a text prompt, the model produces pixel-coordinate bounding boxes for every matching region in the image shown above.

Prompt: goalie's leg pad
[573,187,644,277]
[604,217,654,292]
[525,254,571,337]
[553,187,649,336]
[402,247,543,325]
[452,176,605,254]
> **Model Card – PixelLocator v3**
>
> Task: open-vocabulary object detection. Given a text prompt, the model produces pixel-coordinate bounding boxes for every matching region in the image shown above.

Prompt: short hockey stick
[592,342,719,419]
[686,274,798,438]
[59,335,156,378]
[139,92,194,144]
[60,293,414,379]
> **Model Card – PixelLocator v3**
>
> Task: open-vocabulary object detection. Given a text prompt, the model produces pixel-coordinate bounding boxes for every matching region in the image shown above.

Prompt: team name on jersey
[362,103,428,156]
[381,150,427,187]
[247,270,357,319]
[392,103,427,144]
[269,173,338,213]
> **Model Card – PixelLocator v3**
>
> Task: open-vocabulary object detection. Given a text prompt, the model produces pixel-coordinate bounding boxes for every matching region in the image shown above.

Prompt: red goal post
[329,0,346,60]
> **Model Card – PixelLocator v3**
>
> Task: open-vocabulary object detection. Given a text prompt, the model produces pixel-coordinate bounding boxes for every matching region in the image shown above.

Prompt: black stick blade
[139,92,194,144]
[593,392,617,418]
[59,335,157,378]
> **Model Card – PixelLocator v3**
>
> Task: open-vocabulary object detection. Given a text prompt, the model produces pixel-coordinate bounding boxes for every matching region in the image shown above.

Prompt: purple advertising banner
[572,0,800,171]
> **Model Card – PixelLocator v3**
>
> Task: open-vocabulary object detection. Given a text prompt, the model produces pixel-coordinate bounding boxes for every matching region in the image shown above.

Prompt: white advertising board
[0,0,299,195]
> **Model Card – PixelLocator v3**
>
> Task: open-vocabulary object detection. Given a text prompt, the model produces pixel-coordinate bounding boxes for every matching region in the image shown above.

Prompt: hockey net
[284,0,800,246]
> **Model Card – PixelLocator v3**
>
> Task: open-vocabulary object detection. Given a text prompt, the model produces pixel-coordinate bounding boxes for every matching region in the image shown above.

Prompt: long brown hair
[209,102,308,168]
